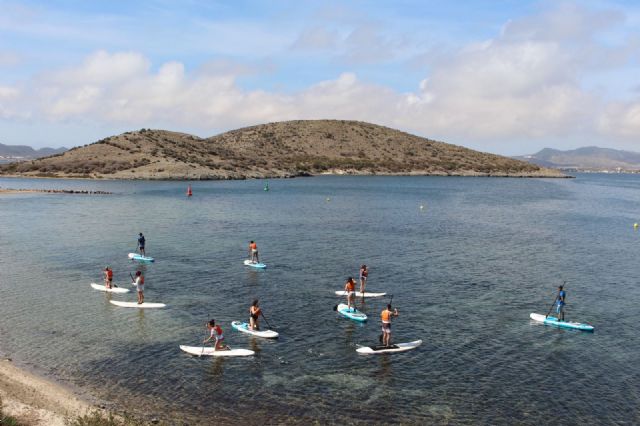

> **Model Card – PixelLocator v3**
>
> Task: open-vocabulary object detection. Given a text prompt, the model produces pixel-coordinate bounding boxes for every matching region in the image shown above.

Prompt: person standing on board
[133,270,144,304]
[249,299,261,330]
[103,266,114,289]
[204,319,229,351]
[248,241,259,263]
[137,233,146,256]
[555,285,566,321]
[381,304,399,347]
[359,265,368,294]
[344,277,357,311]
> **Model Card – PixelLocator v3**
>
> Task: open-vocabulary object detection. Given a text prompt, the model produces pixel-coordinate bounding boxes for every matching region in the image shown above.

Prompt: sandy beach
[0,359,94,425]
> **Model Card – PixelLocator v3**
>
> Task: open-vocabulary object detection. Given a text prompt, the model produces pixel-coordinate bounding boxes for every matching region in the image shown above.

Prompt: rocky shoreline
[0,188,112,194]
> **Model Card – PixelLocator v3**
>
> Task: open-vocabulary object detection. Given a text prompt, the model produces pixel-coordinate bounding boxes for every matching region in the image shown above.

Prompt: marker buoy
[634,223,638,229]
[187,185,192,197]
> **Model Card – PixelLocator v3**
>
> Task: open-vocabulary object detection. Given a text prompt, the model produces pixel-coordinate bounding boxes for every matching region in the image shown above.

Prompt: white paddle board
[128,253,155,263]
[357,340,423,355]
[335,290,387,297]
[231,321,279,339]
[530,313,594,332]
[109,300,166,309]
[244,260,266,269]
[91,283,130,293]
[179,345,254,357]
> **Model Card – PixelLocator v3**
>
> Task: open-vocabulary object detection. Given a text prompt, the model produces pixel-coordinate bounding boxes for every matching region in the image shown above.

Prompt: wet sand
[0,359,94,425]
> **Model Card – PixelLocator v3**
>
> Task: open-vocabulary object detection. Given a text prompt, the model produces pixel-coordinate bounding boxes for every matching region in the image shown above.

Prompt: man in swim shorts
[381,304,399,347]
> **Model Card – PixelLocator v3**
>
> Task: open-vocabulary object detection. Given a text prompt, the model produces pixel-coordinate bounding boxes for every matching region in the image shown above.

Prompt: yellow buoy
[634,223,638,229]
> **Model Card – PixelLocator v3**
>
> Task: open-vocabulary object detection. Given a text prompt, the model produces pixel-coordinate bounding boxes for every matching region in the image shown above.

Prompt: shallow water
[1,174,639,424]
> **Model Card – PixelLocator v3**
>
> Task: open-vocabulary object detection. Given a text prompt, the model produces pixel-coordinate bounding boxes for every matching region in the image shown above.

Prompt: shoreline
[0,169,572,181]
[0,358,97,425]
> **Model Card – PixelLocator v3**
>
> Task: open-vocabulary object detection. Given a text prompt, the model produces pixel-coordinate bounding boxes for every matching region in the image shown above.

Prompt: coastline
[0,358,96,425]
[0,169,571,181]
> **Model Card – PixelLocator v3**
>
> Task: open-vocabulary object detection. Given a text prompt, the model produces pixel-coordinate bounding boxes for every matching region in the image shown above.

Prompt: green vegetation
[0,395,22,426]
[67,411,149,426]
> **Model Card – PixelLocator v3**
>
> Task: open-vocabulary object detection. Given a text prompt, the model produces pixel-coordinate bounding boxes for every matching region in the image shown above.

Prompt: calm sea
[1,174,639,425]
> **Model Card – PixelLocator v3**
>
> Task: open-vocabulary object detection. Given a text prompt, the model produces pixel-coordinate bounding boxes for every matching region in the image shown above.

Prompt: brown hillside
[0,120,566,179]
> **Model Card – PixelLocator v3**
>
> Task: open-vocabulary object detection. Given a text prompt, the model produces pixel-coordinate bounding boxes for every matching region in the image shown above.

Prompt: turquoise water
[1,175,639,424]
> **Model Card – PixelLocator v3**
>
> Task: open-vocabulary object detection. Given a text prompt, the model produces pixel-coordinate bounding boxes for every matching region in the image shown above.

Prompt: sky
[0,0,639,155]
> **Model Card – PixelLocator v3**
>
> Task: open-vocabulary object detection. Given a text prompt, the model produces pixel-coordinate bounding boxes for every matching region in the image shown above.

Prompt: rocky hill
[516,147,640,171]
[0,120,565,179]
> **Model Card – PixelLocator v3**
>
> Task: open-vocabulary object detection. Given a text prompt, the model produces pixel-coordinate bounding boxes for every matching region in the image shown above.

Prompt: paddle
[129,272,135,284]
[260,312,273,330]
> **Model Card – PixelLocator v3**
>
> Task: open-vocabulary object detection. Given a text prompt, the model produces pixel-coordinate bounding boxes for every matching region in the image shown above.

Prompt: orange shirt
[250,243,257,250]
[345,280,355,291]
[381,309,392,323]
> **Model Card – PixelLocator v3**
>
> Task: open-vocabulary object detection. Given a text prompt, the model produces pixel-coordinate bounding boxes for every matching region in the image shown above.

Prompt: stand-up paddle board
[529,313,594,332]
[335,290,387,297]
[336,303,367,322]
[231,321,279,339]
[91,283,130,293]
[110,300,166,309]
[244,260,266,269]
[128,253,155,263]
[357,339,423,355]
[179,345,254,357]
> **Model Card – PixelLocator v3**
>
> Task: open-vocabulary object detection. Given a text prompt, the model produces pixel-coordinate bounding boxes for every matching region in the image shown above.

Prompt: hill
[515,146,640,171]
[0,120,565,179]
[0,143,67,162]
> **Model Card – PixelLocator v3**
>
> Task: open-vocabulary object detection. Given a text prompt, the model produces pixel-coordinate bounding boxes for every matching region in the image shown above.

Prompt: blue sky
[0,0,639,155]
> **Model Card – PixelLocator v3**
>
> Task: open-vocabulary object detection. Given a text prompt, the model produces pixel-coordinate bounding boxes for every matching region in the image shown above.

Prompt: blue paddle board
[337,303,367,322]
[244,260,266,269]
[530,313,594,332]
[128,252,155,263]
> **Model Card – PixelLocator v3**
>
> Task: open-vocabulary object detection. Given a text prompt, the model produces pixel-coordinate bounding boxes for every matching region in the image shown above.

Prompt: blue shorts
[556,303,564,314]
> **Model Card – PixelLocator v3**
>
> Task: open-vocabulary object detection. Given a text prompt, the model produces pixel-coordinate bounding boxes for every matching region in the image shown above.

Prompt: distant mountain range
[0,142,67,162]
[515,146,640,171]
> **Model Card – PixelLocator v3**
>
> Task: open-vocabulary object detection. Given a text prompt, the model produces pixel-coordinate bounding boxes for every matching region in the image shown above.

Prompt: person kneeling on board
[344,277,357,311]
[133,271,144,304]
[205,319,229,351]
[249,300,261,330]
[103,266,114,289]
[381,304,399,348]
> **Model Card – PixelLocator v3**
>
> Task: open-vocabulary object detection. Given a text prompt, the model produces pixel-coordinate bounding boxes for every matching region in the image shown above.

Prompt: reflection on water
[2,175,640,424]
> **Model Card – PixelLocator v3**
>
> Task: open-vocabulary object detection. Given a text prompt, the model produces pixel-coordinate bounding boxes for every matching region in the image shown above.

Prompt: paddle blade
[333,305,338,311]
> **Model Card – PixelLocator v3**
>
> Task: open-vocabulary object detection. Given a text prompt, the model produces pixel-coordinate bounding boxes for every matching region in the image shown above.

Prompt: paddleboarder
[133,270,144,304]
[103,266,114,289]
[249,299,261,330]
[359,265,368,294]
[344,277,357,310]
[248,241,259,263]
[205,319,229,351]
[137,233,146,256]
[555,285,566,321]
[381,304,399,347]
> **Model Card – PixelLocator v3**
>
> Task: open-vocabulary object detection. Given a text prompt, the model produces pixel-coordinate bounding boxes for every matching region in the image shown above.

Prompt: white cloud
[1,2,639,152]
